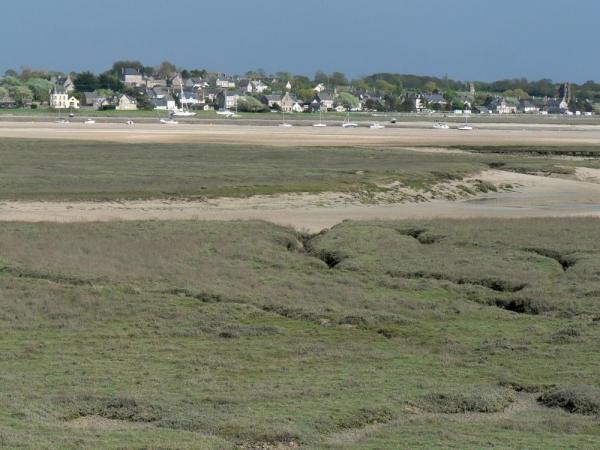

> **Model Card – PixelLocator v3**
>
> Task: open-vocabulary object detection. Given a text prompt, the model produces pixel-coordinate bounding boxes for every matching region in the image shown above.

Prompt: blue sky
[2,0,597,82]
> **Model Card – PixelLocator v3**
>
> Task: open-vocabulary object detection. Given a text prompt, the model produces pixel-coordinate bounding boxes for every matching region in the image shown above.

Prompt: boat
[457,118,473,130]
[160,118,179,125]
[125,120,134,125]
[172,81,197,117]
[312,109,327,127]
[433,121,449,129]
[55,119,70,124]
[279,108,293,127]
[217,110,236,117]
[369,123,385,129]
[342,112,358,128]
[83,119,96,124]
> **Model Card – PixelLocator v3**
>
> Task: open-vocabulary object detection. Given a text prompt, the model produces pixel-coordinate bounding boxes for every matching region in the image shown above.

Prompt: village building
[49,86,79,109]
[313,92,335,111]
[216,90,244,110]
[115,94,137,110]
[0,96,17,108]
[518,99,540,114]
[122,68,144,87]
[151,94,176,111]
[80,92,99,108]
[487,97,517,114]
[261,94,283,109]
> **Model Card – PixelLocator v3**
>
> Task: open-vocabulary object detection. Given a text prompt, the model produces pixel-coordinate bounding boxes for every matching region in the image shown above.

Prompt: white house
[152,94,176,111]
[489,98,517,114]
[518,100,540,114]
[216,78,236,88]
[115,94,137,110]
[50,86,79,109]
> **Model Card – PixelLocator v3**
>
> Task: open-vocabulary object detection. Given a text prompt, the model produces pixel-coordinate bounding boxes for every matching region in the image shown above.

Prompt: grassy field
[0,218,599,449]
[0,139,598,201]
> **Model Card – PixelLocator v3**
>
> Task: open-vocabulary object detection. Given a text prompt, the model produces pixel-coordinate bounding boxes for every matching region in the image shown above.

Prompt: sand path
[1,122,600,146]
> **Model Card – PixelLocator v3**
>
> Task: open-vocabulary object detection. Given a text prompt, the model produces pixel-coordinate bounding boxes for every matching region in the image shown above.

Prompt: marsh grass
[0,218,599,448]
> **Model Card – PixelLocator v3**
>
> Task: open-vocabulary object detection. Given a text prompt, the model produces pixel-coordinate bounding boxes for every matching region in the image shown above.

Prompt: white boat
[160,118,179,125]
[342,112,358,128]
[433,121,449,129]
[457,119,473,130]
[216,110,238,118]
[84,119,96,124]
[172,110,196,117]
[313,109,327,127]
[55,119,70,124]
[369,123,385,129]
[172,81,197,117]
[279,109,293,127]
[125,120,134,125]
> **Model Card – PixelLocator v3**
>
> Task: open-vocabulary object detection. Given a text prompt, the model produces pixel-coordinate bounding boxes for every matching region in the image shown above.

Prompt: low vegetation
[538,386,600,415]
[0,218,599,448]
[419,387,514,414]
[1,139,599,202]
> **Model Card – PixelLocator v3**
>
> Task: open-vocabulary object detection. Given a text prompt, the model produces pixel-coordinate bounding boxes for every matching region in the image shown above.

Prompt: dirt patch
[574,167,600,184]
[67,415,150,430]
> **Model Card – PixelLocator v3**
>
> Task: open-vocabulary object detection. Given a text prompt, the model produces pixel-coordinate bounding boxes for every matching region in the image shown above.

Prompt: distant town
[0,60,598,116]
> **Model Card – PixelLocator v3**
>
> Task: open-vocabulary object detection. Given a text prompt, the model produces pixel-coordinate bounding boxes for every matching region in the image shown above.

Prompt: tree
[424,81,438,93]
[352,79,369,92]
[383,94,400,111]
[335,92,359,109]
[237,96,267,112]
[1,76,22,87]
[98,73,123,92]
[74,71,99,92]
[330,71,348,87]
[293,75,312,90]
[111,60,143,75]
[444,89,457,102]
[157,61,177,79]
[96,88,114,98]
[314,70,328,85]
[9,85,33,105]
[143,66,155,77]
[4,69,18,78]
[0,87,8,98]
[190,69,207,78]
[295,87,315,103]
[26,78,53,102]
[374,79,395,94]
[364,98,384,112]
[503,88,529,99]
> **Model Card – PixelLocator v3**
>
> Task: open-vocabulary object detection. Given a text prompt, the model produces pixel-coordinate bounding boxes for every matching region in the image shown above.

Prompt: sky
[1,0,597,82]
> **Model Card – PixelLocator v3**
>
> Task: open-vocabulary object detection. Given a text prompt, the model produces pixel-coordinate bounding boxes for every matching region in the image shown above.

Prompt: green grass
[0,218,599,448]
[0,139,493,201]
[2,139,599,202]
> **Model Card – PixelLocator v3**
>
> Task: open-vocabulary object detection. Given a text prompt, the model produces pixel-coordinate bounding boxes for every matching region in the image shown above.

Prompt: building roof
[123,68,141,76]
[424,93,445,103]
